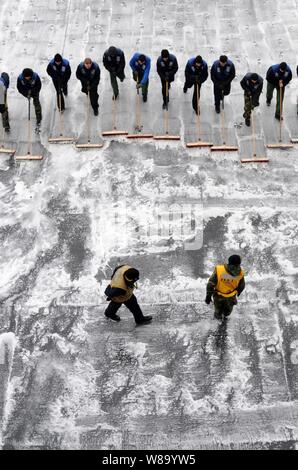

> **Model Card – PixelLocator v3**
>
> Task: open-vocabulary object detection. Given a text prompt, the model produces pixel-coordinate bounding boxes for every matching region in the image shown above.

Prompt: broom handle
[221,93,226,145]
[279,84,283,143]
[27,97,32,155]
[196,82,201,141]
[87,88,91,142]
[251,97,257,158]
[58,89,64,136]
[136,79,141,129]
[112,93,117,130]
[165,80,169,134]
[1,92,7,147]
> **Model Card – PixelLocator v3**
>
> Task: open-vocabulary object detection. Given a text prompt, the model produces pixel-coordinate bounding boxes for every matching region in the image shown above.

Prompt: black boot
[136,315,152,325]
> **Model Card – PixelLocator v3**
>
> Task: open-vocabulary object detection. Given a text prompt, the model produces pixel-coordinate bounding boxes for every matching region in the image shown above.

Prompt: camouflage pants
[243,93,253,119]
[0,107,10,129]
[266,82,285,116]
[32,95,42,123]
[213,293,237,319]
[133,71,149,98]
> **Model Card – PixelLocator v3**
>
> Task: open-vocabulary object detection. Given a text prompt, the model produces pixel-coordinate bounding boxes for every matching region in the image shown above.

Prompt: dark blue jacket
[0,73,9,109]
[17,72,42,97]
[266,64,292,87]
[185,57,208,84]
[76,61,100,88]
[103,48,125,73]
[46,58,71,83]
[129,53,151,86]
[211,59,235,85]
[0,72,9,89]
[157,54,178,81]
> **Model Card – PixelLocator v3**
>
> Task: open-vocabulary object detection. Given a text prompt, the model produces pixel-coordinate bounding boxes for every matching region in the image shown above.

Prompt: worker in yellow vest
[104,265,152,325]
[205,255,245,320]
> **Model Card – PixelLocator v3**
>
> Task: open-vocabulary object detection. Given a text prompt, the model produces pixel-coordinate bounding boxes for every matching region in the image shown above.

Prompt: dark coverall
[156,54,178,106]
[103,48,125,98]
[76,62,100,113]
[266,64,292,118]
[17,72,42,123]
[211,59,236,108]
[184,58,208,113]
[46,58,71,111]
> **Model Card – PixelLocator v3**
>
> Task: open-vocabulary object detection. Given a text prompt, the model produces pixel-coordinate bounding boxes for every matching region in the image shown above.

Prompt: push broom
[102,91,128,137]
[76,90,103,149]
[153,81,180,140]
[48,90,76,144]
[186,83,213,148]
[241,99,269,163]
[267,85,293,149]
[127,82,153,139]
[15,97,43,161]
[0,97,16,155]
[211,94,238,152]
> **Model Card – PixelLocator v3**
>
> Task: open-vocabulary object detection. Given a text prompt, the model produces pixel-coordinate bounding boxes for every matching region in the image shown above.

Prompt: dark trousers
[243,92,260,119]
[1,107,10,129]
[104,294,144,323]
[213,293,237,319]
[32,95,42,123]
[266,82,285,116]
[110,70,125,96]
[132,72,149,98]
[213,83,231,107]
[82,86,99,112]
[184,79,201,112]
[160,78,173,104]
[53,80,68,111]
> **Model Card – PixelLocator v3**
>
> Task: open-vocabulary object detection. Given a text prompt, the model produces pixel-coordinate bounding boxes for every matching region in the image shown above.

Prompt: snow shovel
[102,92,128,137]
[186,82,213,147]
[267,85,293,149]
[153,81,180,140]
[127,82,153,139]
[0,97,16,155]
[241,99,269,163]
[211,94,238,152]
[76,90,103,149]
[48,90,76,144]
[15,97,43,161]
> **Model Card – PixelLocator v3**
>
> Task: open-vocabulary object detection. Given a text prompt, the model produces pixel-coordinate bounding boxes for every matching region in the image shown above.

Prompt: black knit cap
[250,73,258,81]
[279,62,287,71]
[219,55,228,63]
[108,46,117,56]
[138,54,146,62]
[195,55,203,64]
[228,254,241,266]
[54,53,63,62]
[161,49,169,58]
[124,268,139,282]
[23,68,33,78]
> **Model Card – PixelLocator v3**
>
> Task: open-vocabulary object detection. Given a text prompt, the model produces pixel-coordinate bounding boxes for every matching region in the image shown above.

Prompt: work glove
[205,294,212,305]
[164,72,170,81]
[136,83,142,89]
[194,76,200,83]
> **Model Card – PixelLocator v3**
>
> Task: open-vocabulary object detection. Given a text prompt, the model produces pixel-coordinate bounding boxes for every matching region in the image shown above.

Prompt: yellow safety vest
[215,265,244,298]
[110,265,134,303]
